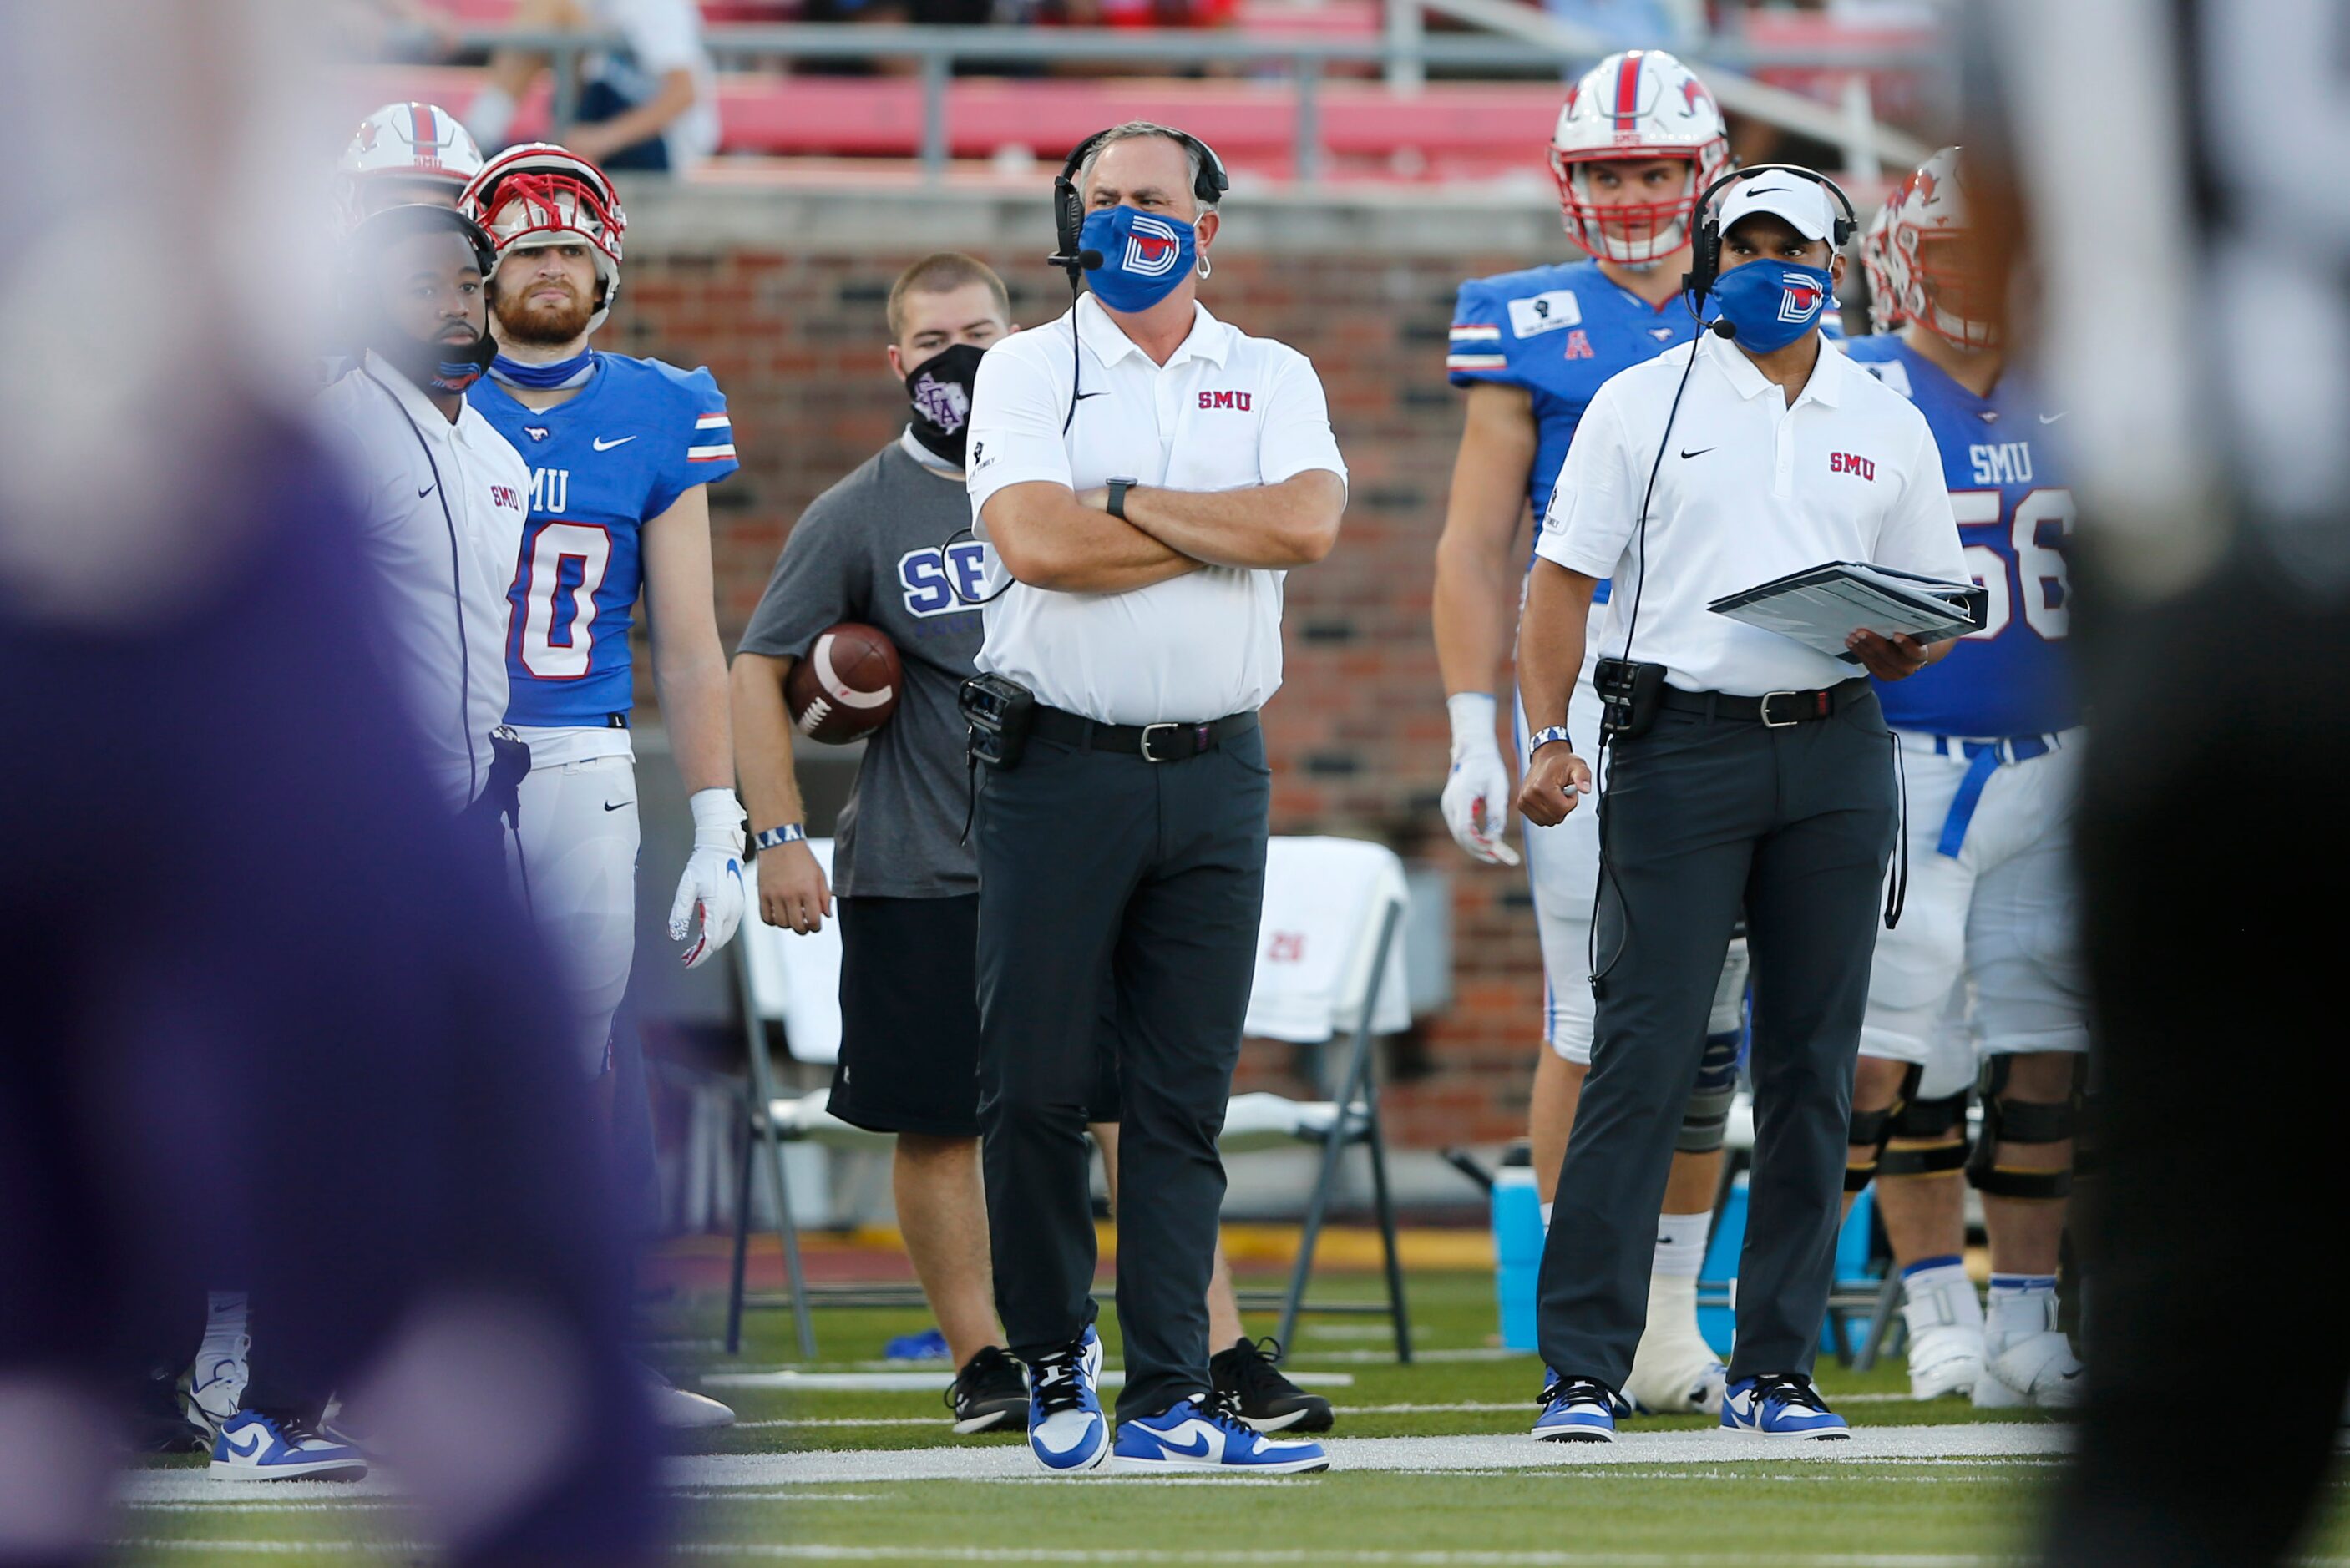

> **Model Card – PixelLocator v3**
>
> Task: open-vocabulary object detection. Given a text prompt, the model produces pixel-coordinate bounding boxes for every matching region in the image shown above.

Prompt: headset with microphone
[1679,163,1859,336]
[944,124,1233,609]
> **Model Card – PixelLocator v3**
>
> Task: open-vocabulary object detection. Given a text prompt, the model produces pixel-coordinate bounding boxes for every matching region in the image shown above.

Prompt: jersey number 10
[1951,487,2073,642]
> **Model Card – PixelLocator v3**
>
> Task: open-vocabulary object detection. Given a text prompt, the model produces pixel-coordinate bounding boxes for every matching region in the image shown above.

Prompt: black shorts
[830,894,1122,1137]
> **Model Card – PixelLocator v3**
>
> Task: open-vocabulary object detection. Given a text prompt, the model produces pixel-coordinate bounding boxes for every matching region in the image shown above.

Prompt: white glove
[671,788,747,969]
[1440,692,1521,867]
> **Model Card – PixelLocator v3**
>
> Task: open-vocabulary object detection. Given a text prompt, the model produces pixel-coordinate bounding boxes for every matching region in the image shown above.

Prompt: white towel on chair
[1243,837,1412,1044]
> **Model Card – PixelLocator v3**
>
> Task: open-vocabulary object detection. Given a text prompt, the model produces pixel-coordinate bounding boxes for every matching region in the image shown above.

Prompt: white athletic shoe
[1900,1274,1986,1400]
[1623,1276,1727,1415]
[638,1362,736,1429]
[1983,1328,2085,1409]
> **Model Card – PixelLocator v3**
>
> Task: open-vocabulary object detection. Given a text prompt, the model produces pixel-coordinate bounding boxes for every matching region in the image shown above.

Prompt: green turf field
[120,1270,2349,1565]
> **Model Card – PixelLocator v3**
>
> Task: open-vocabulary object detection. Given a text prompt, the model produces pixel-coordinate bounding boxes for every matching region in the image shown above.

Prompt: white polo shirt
[965,293,1347,726]
[1537,331,1963,697]
[317,353,530,812]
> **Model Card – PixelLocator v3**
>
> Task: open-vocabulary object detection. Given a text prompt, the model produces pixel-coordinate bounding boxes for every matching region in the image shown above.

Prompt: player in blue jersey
[1431,48,1745,1421]
[458,147,747,1429]
[1841,149,2087,1410]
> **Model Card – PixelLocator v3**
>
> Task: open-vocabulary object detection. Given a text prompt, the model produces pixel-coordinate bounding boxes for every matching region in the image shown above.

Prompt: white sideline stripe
[109,1427,2069,1509]
[702,1368,1355,1392]
[672,1424,2069,1486]
[1285,1348,1517,1364]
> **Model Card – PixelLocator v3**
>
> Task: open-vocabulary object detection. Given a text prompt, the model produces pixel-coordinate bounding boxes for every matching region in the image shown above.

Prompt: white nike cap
[1718,174,1839,243]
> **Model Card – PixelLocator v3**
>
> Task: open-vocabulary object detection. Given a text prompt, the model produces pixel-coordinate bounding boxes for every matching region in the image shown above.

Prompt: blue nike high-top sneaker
[1112,1392,1329,1474]
[1025,1326,1110,1474]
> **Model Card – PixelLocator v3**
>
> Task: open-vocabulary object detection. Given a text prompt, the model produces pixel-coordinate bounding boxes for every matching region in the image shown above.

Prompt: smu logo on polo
[1198,390,1254,412]
[489,483,525,512]
[1828,452,1876,481]
[1121,214,1186,278]
[1777,270,1825,323]
[528,468,570,513]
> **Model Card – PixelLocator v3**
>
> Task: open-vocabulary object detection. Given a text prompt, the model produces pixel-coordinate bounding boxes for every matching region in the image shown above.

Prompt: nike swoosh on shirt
[416,484,435,498]
[592,435,637,451]
[1679,447,1716,460]
[603,801,629,812]
[2038,412,2069,424]
[1073,392,1109,402]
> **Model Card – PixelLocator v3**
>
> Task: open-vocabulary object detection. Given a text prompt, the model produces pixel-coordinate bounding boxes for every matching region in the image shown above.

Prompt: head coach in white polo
[962,121,1345,1474]
[1512,169,1965,1440]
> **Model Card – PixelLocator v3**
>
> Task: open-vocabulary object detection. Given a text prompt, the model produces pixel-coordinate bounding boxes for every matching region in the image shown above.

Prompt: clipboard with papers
[1707,561,1989,664]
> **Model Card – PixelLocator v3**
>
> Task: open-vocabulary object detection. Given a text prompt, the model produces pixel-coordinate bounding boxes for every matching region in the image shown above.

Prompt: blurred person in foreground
[1968,1,2350,1562]
[0,3,653,1560]
[467,0,719,173]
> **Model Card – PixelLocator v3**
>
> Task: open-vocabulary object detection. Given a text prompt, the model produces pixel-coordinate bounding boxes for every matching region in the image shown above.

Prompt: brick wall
[610,193,1561,1150]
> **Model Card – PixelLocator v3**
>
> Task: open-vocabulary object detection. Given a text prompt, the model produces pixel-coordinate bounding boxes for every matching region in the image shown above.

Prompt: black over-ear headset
[1679,163,1858,304]
[1048,124,1230,281]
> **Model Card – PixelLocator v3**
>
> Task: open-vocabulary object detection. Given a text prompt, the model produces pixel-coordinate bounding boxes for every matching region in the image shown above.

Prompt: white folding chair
[1228,835,1415,1363]
[725,839,899,1360]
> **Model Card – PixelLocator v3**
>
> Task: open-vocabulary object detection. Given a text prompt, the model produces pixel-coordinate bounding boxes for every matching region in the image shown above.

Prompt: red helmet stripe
[411,103,441,164]
[1613,51,1643,132]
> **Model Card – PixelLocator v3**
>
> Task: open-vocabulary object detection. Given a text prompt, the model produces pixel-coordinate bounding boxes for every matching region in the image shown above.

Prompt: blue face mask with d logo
[1710,259,1834,354]
[1081,205,1197,312]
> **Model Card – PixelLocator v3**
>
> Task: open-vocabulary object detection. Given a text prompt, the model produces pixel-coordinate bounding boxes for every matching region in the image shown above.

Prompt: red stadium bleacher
[345,66,1562,183]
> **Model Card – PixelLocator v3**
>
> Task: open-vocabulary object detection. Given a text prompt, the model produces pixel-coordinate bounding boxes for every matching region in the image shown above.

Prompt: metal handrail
[393,19,1942,185]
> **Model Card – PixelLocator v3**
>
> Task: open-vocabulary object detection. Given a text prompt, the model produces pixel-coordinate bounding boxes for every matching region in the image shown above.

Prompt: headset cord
[1882,732,1908,928]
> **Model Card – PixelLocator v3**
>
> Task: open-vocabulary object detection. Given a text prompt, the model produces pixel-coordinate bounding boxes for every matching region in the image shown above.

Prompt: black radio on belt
[1592,656,1669,740]
[959,673,1036,770]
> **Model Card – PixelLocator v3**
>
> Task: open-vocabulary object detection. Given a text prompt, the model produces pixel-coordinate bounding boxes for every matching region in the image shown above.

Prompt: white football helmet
[336,102,483,227]
[459,143,628,336]
[1548,49,1731,266]
[1860,179,1911,336]
[1888,146,2000,350]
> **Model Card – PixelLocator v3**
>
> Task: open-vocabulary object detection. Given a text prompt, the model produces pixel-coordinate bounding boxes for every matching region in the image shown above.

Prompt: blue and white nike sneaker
[1720,1373,1850,1439]
[1112,1393,1330,1474]
[207,1411,368,1480]
[1532,1373,1626,1444]
[1026,1327,1110,1474]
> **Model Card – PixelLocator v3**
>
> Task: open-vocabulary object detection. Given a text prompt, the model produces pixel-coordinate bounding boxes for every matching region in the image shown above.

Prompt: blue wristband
[752,822,807,852]
[1526,726,1574,764]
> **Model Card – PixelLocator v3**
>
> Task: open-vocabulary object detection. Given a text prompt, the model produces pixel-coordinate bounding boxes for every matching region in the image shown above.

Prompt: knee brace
[1965,1054,2085,1200]
[1878,1088,1971,1179]
[1846,1062,1920,1192]
[1675,1030,1740,1154]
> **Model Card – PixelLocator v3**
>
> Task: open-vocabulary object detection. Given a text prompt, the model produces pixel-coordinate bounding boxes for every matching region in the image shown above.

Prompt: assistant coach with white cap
[962,121,1345,1478]
[1513,168,1966,1444]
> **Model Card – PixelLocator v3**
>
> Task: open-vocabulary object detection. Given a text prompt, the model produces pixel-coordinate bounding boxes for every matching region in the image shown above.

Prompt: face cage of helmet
[476,171,623,262]
[1902,230,2003,352]
[1552,152,1705,267]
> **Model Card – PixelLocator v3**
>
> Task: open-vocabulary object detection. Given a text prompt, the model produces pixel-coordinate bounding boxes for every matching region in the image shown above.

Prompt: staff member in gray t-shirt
[731,254,1334,1441]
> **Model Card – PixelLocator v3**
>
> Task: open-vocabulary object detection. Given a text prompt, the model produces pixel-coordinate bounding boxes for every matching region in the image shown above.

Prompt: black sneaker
[945,1346,1029,1434]
[1209,1337,1334,1434]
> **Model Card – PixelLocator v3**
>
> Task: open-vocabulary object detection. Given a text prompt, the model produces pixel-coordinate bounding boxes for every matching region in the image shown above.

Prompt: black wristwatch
[1105,478,1138,519]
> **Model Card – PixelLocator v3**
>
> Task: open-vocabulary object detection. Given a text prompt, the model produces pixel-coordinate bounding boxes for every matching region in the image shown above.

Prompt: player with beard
[458,144,746,1429]
[1431,48,1743,1422]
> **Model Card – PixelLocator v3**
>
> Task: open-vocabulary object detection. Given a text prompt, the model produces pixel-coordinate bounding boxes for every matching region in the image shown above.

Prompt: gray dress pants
[975,721,1269,1423]
[1536,692,1898,1388]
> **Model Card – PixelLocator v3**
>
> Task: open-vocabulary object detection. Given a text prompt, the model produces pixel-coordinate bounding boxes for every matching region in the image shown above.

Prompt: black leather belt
[1029,704,1259,761]
[1658,677,1873,728]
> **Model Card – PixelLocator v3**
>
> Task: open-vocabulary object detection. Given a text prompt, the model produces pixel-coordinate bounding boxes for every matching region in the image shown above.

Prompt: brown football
[784,622,902,744]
